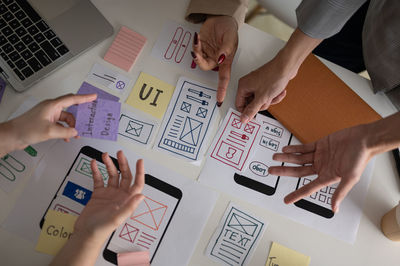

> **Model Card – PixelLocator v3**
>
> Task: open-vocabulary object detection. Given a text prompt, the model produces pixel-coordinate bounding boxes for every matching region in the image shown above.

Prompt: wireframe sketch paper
[154,76,218,161]
[67,82,120,118]
[126,72,175,120]
[210,108,261,171]
[206,202,267,266]
[75,98,121,141]
[151,20,218,81]
[266,242,310,266]
[3,138,218,266]
[87,63,132,93]
[199,111,375,244]
[118,106,159,147]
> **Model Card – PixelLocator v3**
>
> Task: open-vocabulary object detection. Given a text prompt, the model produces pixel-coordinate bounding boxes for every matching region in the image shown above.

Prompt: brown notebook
[268,54,382,144]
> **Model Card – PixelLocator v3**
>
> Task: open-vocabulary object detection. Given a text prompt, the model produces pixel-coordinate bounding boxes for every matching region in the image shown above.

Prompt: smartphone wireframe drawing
[234,110,292,196]
[40,146,113,228]
[103,174,182,264]
[294,175,335,219]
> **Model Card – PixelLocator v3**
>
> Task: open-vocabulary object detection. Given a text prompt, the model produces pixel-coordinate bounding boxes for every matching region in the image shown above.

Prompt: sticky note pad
[75,98,121,141]
[266,242,310,266]
[68,82,120,118]
[104,26,146,72]
[126,72,174,120]
[0,77,5,104]
[35,210,78,256]
[117,251,150,266]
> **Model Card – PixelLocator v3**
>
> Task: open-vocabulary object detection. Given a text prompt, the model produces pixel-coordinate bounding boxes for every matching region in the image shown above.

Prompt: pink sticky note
[104,26,147,72]
[117,251,150,266]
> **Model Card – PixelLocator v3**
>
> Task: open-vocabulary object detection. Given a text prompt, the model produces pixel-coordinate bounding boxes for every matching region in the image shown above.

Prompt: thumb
[331,178,357,213]
[49,123,78,140]
[241,99,266,124]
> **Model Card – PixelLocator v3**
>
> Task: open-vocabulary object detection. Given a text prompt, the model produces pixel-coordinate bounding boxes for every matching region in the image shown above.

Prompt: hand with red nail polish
[193,15,238,103]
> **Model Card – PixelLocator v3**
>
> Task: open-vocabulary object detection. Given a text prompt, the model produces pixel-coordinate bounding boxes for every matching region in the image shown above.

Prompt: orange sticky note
[104,26,146,72]
[117,251,150,266]
[269,54,381,143]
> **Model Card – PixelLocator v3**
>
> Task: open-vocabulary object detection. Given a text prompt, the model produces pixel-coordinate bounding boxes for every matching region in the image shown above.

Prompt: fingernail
[241,114,249,124]
[217,101,223,107]
[191,60,196,69]
[212,66,219,71]
[194,32,198,45]
[191,51,196,59]
[218,54,226,65]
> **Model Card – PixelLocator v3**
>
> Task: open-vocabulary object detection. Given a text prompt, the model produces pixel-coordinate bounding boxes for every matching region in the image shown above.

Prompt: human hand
[236,57,294,123]
[268,124,373,212]
[74,151,145,244]
[192,15,238,104]
[8,93,97,149]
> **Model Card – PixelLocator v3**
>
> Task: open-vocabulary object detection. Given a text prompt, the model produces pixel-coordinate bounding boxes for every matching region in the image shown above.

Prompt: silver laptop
[0,0,113,92]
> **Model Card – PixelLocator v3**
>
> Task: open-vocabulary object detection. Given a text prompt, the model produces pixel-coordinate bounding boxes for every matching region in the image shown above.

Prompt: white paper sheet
[2,138,218,266]
[209,108,262,172]
[0,97,56,193]
[118,105,159,148]
[206,202,267,266]
[151,20,218,81]
[87,63,132,93]
[199,112,375,244]
[153,76,219,162]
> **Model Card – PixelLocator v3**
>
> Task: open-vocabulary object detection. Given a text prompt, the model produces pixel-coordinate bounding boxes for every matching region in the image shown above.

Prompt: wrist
[205,15,238,31]
[69,229,105,252]
[0,121,26,155]
[364,119,398,156]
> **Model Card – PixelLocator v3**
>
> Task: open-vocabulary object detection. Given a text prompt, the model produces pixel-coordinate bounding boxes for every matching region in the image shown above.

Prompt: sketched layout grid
[74,157,108,181]
[119,114,155,144]
[157,81,216,160]
[210,207,264,266]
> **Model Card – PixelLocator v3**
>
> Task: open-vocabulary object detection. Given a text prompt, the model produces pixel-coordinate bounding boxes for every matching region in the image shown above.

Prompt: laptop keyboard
[0,0,69,81]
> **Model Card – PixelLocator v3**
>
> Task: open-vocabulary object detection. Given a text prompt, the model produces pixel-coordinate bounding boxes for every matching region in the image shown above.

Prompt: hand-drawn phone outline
[294,177,335,219]
[233,110,291,196]
[39,146,118,228]
[103,174,183,264]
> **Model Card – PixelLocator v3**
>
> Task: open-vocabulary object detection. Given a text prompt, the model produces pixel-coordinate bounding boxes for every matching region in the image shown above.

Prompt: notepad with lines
[104,26,146,72]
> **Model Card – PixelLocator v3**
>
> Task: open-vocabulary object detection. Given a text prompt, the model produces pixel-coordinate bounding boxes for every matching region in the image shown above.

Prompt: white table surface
[1,0,400,265]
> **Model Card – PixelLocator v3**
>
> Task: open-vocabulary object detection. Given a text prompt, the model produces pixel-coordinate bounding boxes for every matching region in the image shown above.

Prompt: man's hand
[8,93,97,149]
[236,57,293,123]
[269,124,374,212]
[192,15,238,104]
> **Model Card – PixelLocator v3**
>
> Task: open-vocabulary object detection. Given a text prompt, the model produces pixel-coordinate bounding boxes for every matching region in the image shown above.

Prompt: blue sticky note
[62,181,92,206]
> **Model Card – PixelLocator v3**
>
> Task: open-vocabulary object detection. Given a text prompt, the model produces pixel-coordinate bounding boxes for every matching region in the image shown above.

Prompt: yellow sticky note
[35,210,78,256]
[126,72,175,119]
[266,242,310,266]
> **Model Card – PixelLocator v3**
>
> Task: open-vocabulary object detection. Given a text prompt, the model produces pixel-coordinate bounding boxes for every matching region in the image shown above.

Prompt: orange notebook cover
[268,54,382,144]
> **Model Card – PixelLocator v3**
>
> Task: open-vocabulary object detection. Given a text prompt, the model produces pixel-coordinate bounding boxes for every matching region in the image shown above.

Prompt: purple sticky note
[75,98,121,141]
[0,78,6,104]
[68,82,120,117]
